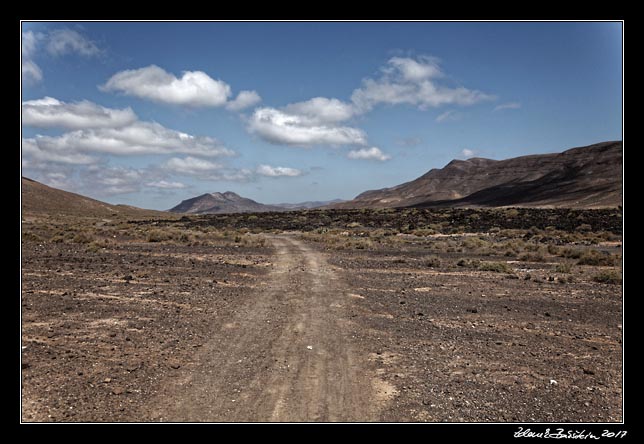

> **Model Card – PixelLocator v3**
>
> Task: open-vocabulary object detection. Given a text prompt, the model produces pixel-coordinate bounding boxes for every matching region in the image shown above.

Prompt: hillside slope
[333,141,622,209]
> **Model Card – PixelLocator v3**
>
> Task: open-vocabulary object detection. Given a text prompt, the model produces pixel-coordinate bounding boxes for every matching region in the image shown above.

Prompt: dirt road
[152,235,379,422]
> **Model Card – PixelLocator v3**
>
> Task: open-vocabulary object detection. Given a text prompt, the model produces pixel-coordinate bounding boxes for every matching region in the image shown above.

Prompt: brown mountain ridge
[332,141,622,209]
[169,191,284,214]
[21,177,167,219]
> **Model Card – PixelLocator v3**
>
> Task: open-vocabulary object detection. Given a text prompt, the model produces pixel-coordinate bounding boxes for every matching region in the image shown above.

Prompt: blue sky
[21,21,622,210]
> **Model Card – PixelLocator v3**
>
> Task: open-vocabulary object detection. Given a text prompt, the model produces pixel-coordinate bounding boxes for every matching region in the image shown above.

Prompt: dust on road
[152,234,382,422]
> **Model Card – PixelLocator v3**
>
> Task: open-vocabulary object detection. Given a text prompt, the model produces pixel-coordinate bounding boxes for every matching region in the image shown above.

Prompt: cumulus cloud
[24,120,234,159]
[226,90,262,111]
[283,97,357,125]
[387,56,443,82]
[347,147,391,161]
[435,110,460,123]
[256,164,302,177]
[101,65,232,107]
[494,102,521,111]
[22,31,42,84]
[22,137,97,165]
[40,171,76,190]
[23,28,103,84]
[145,180,187,189]
[46,29,101,57]
[82,166,143,195]
[351,56,493,112]
[22,97,137,129]
[248,106,366,147]
[163,156,223,176]
[22,96,232,157]
[461,148,476,158]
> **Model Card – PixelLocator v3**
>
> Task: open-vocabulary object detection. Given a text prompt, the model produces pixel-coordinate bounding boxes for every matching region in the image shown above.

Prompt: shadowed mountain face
[21,177,165,218]
[333,141,622,209]
[169,192,284,214]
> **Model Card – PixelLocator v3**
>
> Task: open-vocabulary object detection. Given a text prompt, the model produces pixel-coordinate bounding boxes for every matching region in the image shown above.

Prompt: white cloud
[248,106,366,147]
[347,147,391,161]
[23,28,103,85]
[145,180,187,189]
[461,148,476,158]
[22,60,43,84]
[84,166,143,195]
[283,97,357,125]
[101,65,232,107]
[387,56,443,82]
[351,56,494,112]
[41,171,75,190]
[22,137,97,165]
[162,157,258,182]
[22,97,137,129]
[494,102,521,111]
[22,31,42,84]
[24,121,234,158]
[163,156,223,176]
[46,29,101,57]
[436,110,460,123]
[256,164,302,177]
[226,90,262,111]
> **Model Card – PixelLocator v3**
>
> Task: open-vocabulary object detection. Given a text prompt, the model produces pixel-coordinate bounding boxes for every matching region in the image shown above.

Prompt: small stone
[170,364,181,369]
[583,368,595,375]
[306,345,313,350]
[112,387,124,395]
[104,377,112,383]
[544,312,551,317]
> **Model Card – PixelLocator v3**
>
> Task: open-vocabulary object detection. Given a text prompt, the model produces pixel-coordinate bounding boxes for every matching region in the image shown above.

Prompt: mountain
[169,191,284,214]
[332,141,622,209]
[21,177,166,218]
[273,199,346,211]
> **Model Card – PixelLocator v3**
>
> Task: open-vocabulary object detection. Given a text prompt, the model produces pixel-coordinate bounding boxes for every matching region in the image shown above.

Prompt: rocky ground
[20,209,623,422]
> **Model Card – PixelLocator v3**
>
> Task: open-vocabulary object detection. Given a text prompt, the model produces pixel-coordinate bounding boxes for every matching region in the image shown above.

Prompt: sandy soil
[21,231,622,422]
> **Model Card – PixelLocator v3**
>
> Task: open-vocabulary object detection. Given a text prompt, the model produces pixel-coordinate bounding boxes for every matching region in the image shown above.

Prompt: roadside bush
[424,256,441,268]
[22,232,42,242]
[560,248,583,259]
[463,237,490,250]
[519,252,546,262]
[73,231,94,244]
[577,250,618,266]
[478,261,513,273]
[147,229,171,243]
[592,270,622,284]
[547,244,561,255]
[554,263,572,273]
[456,258,480,268]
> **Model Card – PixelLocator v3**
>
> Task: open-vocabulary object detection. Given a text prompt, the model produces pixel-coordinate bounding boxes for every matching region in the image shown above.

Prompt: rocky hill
[333,141,622,209]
